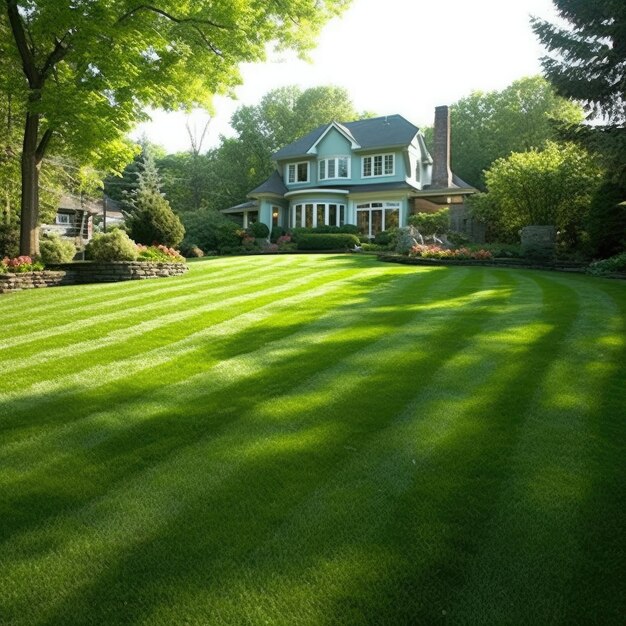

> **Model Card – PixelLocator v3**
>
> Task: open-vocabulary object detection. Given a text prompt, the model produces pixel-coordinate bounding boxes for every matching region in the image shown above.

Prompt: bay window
[292,202,346,228]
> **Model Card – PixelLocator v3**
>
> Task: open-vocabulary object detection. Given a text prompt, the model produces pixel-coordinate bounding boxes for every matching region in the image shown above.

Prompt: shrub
[587,251,626,275]
[248,221,270,239]
[1,255,44,272]
[360,243,387,252]
[373,228,398,247]
[296,233,360,250]
[291,224,360,240]
[447,231,471,246]
[86,229,138,261]
[270,226,286,242]
[136,244,185,263]
[39,232,77,264]
[182,208,241,255]
[408,244,493,260]
[126,189,185,247]
[0,221,19,258]
[408,208,449,237]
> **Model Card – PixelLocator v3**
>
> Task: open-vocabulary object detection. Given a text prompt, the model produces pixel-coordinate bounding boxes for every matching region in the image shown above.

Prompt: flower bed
[409,244,493,260]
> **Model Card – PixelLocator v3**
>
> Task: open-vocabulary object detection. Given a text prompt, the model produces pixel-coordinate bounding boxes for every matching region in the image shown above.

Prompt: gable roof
[272,114,419,160]
[248,170,288,197]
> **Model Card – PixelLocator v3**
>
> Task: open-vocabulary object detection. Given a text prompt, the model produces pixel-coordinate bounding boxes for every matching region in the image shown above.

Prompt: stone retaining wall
[50,261,188,283]
[1,262,188,294]
[0,270,70,293]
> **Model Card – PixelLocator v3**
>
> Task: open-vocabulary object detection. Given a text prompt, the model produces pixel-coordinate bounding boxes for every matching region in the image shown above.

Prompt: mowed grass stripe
[0,266,453,464]
[0,259,354,371]
[0,256,309,333]
[0,257,332,352]
[0,263,400,403]
[4,266,488,620]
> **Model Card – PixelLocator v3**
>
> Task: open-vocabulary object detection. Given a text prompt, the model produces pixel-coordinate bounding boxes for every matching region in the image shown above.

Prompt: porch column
[243,211,249,228]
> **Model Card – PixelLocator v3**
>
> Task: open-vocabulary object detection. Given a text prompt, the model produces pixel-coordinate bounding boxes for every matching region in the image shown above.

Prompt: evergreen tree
[532,1,626,255]
[125,149,184,247]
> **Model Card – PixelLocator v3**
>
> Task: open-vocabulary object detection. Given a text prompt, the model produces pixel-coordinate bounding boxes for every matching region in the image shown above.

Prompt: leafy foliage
[408,209,450,237]
[479,141,603,246]
[39,232,76,264]
[295,233,360,250]
[181,208,241,255]
[2,1,351,253]
[248,221,270,239]
[86,229,138,262]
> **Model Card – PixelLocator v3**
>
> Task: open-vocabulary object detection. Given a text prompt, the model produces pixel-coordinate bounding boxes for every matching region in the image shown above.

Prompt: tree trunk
[20,110,41,256]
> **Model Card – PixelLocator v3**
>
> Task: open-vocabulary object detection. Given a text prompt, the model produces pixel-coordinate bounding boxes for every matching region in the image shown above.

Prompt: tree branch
[41,34,70,80]
[35,128,53,164]
[6,0,39,86]
[116,4,232,30]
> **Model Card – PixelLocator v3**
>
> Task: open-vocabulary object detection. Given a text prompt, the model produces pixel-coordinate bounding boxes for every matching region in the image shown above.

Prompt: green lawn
[0,254,624,625]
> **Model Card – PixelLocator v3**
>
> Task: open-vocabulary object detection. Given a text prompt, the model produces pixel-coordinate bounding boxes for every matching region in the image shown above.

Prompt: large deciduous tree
[1,1,351,255]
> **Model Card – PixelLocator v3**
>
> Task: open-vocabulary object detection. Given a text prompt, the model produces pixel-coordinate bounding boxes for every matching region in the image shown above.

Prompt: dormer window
[287,161,309,184]
[319,156,350,181]
[362,153,395,178]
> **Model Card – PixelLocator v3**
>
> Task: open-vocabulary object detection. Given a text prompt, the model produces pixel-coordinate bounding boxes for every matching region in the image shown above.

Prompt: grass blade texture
[0,254,624,625]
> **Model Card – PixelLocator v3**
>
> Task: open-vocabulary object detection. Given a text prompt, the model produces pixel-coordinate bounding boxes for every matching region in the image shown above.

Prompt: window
[292,202,346,228]
[362,153,395,178]
[56,213,71,225]
[287,161,310,183]
[355,201,400,238]
[318,156,350,181]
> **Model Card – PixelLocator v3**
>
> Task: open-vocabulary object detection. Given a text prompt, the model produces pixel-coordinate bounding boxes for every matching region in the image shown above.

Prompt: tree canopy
[2,0,351,254]
[422,76,584,190]
[472,141,603,246]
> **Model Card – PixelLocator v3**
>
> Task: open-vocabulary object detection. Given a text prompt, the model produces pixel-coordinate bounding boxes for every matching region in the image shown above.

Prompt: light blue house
[221,107,477,239]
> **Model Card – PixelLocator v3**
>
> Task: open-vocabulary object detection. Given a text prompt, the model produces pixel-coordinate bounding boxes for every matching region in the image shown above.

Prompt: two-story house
[221,106,479,239]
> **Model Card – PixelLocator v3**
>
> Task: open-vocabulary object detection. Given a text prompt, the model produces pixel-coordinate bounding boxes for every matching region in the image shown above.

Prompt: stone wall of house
[1,262,188,294]
[0,270,70,293]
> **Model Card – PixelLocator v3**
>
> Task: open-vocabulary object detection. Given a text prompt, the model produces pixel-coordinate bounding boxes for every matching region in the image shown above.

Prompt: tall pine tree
[532,1,626,256]
[124,148,184,248]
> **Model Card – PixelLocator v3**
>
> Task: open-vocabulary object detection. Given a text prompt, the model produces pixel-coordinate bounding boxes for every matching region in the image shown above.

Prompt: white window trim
[56,213,71,225]
[355,201,401,238]
[361,153,395,178]
[318,155,351,181]
[286,161,310,184]
[292,202,346,228]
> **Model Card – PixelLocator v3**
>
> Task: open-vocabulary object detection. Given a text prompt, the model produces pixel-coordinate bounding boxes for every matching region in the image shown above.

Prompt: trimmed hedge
[296,233,360,250]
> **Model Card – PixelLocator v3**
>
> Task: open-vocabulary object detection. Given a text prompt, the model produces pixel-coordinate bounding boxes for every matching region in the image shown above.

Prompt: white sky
[132,0,558,153]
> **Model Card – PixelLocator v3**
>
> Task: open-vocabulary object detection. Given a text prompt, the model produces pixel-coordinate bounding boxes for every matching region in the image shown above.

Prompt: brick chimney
[431,105,452,189]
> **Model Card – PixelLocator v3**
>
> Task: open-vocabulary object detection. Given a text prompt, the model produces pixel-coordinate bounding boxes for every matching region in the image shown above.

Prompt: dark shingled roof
[423,173,475,192]
[248,171,288,197]
[272,115,419,160]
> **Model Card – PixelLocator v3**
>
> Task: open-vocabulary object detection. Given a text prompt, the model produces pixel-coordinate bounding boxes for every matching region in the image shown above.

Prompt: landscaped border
[376,252,626,278]
[0,261,188,294]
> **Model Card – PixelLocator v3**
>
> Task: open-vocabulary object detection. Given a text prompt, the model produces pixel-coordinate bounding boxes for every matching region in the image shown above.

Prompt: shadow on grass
[1,266,623,625]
